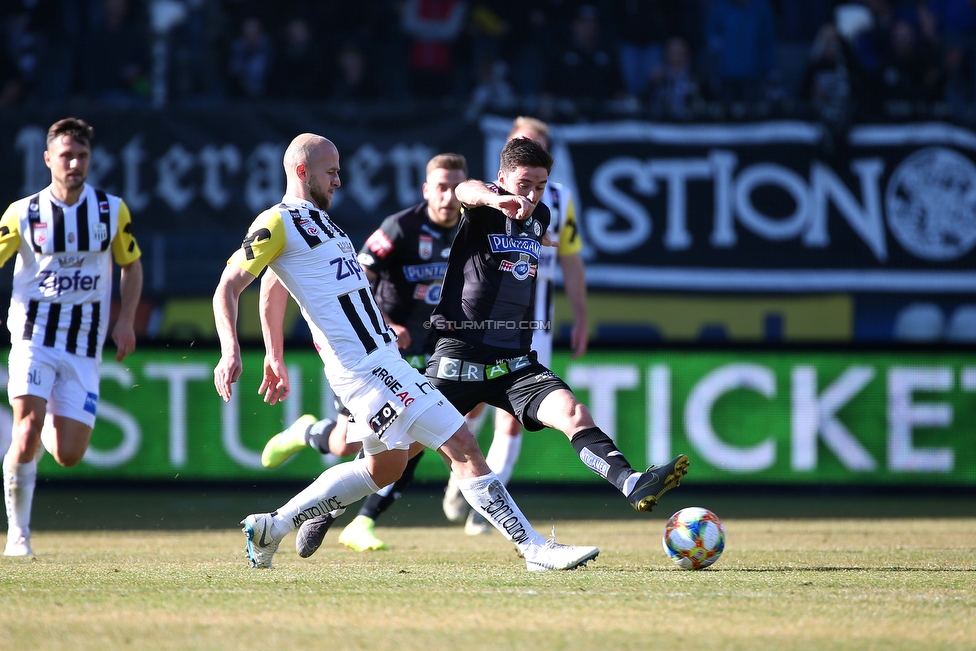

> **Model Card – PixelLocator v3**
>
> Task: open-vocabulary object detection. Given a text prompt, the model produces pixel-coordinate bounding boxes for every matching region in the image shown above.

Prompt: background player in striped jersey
[214,133,599,571]
[259,153,468,553]
[0,117,144,557]
[443,117,590,535]
[427,136,689,520]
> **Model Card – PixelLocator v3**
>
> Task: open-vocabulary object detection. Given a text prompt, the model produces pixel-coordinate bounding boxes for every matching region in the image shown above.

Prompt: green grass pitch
[1,484,974,651]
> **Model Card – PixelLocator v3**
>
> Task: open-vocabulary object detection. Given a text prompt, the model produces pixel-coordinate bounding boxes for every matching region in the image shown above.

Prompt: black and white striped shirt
[0,184,141,360]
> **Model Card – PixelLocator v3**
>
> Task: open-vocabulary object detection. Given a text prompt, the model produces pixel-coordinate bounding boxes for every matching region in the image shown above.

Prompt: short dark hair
[427,153,467,175]
[499,137,553,174]
[47,117,94,148]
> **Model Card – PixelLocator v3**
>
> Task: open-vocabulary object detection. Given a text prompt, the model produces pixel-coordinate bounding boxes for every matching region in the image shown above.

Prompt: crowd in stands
[3,0,976,126]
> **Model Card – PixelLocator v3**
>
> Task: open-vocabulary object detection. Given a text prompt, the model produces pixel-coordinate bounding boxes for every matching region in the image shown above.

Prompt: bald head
[284,133,341,209]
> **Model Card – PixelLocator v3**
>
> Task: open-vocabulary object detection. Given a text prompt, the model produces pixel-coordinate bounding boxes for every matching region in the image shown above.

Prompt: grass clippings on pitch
[1,485,973,651]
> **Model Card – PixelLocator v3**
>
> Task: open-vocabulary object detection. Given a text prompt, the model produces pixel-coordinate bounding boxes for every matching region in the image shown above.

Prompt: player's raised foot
[4,533,34,557]
[337,515,388,552]
[524,532,599,572]
[628,454,690,513]
[295,512,336,558]
[241,513,281,569]
[464,510,493,536]
[442,474,469,523]
[261,414,317,469]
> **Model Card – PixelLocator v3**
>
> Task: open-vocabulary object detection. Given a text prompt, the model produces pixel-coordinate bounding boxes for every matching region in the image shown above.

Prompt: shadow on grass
[19,479,976,532]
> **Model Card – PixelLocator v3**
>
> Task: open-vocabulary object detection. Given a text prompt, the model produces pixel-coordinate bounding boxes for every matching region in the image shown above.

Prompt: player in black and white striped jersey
[214,133,600,572]
[0,117,144,557]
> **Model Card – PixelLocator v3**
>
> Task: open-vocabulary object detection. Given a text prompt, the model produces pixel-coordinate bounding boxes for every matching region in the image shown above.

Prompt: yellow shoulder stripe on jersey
[112,200,143,266]
[0,203,22,268]
[556,197,583,257]
[228,208,286,277]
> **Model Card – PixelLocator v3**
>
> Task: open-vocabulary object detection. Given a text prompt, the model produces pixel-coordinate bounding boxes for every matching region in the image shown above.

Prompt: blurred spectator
[227,14,273,99]
[850,0,915,73]
[645,36,705,119]
[83,0,152,106]
[164,0,229,104]
[466,55,517,118]
[0,42,25,106]
[543,4,627,113]
[924,0,976,109]
[499,0,560,102]
[613,0,667,98]
[705,0,777,104]
[332,39,379,102]
[269,16,329,99]
[400,0,469,100]
[875,18,945,103]
[775,0,839,99]
[798,23,859,125]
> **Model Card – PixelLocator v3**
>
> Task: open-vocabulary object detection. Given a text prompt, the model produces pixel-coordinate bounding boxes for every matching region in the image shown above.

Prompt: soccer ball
[662,507,726,570]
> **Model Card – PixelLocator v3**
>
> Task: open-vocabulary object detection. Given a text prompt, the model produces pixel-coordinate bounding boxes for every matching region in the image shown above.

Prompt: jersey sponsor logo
[33,222,48,246]
[39,269,102,296]
[403,262,448,282]
[338,240,354,254]
[488,234,542,259]
[413,281,443,305]
[98,200,110,213]
[368,400,400,437]
[329,255,365,282]
[500,253,537,281]
[419,234,433,260]
[366,229,394,258]
[371,366,415,406]
[93,223,108,242]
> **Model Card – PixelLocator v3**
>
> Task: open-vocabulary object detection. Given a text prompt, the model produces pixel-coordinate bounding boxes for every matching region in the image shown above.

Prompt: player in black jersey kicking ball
[428,136,690,514]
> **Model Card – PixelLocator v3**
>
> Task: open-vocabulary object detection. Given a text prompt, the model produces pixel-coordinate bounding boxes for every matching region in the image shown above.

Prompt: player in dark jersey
[260,153,466,554]
[428,137,690,514]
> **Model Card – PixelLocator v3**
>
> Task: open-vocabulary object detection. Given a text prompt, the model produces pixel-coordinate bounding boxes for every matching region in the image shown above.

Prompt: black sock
[358,450,425,520]
[305,418,336,455]
[570,427,636,493]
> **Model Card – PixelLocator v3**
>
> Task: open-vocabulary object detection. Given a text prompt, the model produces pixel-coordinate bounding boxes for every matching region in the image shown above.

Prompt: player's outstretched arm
[213,264,256,402]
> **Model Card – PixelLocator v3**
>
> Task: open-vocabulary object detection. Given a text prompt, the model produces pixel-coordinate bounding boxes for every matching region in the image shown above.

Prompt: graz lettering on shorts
[488,235,541,259]
[371,366,414,406]
[368,400,400,436]
[292,496,344,528]
[403,262,448,282]
[39,270,101,296]
[483,491,529,544]
[434,354,531,382]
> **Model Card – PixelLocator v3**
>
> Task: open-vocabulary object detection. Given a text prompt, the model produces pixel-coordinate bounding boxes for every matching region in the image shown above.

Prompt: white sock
[270,456,379,539]
[457,473,546,555]
[485,433,522,486]
[3,453,37,538]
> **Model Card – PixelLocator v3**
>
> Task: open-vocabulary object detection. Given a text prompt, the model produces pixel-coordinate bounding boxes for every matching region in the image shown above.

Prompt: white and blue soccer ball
[663,507,726,570]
